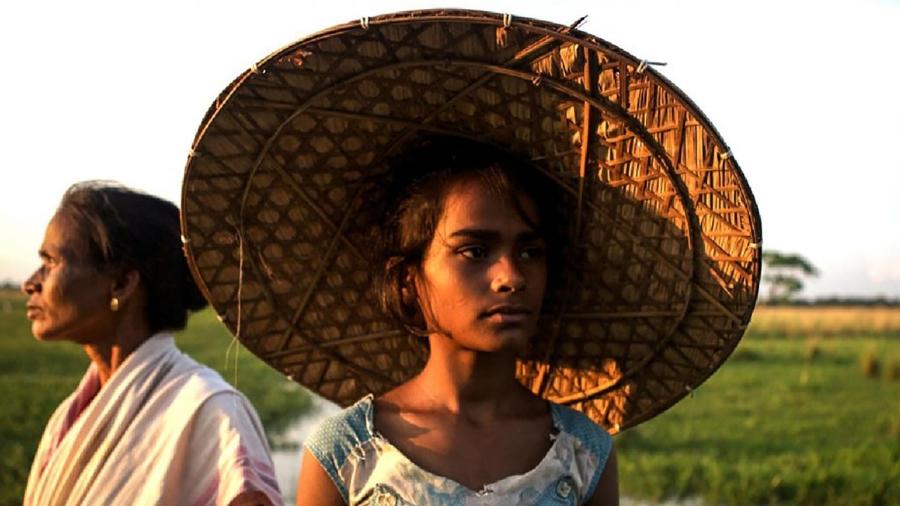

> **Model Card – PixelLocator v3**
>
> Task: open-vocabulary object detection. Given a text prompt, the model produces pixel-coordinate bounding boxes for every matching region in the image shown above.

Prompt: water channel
[271,395,342,504]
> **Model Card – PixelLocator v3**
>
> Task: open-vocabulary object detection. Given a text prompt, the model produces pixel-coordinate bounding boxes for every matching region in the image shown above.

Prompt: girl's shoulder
[303,395,376,499]
[549,401,613,459]
[546,402,614,503]
[304,394,375,457]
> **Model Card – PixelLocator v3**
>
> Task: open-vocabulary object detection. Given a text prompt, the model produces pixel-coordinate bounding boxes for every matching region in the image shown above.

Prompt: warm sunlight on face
[22,213,114,343]
[416,180,548,352]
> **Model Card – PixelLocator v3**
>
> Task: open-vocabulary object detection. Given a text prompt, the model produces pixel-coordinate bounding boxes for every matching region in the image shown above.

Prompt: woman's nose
[21,270,41,295]
[490,256,526,293]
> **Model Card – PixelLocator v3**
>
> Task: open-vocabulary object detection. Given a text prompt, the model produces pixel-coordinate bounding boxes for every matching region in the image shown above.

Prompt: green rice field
[1,292,898,505]
[616,329,900,504]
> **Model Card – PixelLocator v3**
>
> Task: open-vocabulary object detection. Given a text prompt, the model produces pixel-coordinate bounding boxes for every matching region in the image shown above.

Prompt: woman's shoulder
[162,345,237,401]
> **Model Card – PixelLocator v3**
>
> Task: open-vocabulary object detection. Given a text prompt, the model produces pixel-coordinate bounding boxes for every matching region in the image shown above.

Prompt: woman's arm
[585,443,619,506]
[227,491,276,506]
[295,448,346,506]
[184,391,282,506]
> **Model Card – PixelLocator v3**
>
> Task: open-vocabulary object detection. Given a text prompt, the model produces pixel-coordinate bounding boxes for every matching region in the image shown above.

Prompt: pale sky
[2,0,899,298]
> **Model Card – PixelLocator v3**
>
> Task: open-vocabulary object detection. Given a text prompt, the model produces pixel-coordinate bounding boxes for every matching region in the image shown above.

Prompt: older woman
[22,182,281,505]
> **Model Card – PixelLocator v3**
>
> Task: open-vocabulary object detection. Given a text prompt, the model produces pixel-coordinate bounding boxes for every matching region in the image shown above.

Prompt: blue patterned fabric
[304,395,612,505]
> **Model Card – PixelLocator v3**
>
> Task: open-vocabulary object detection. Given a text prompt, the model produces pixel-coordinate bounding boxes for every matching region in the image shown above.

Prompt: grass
[0,290,311,505]
[3,291,900,505]
[888,359,900,381]
[617,326,900,505]
[746,305,900,338]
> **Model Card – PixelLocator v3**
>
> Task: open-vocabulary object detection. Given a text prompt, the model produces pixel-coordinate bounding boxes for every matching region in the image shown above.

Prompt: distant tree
[762,251,819,304]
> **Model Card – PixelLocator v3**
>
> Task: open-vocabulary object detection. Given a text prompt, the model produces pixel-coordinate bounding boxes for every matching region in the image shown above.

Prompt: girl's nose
[490,256,526,293]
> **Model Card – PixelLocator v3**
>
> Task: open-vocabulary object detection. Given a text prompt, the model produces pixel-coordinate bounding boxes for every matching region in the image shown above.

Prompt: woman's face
[416,179,547,352]
[22,212,115,343]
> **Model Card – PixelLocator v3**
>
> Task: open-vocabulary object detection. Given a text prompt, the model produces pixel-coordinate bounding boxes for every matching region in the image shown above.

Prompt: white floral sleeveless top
[304,395,613,505]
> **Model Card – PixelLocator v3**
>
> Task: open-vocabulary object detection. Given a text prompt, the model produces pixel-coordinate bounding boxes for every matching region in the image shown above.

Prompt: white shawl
[24,334,281,506]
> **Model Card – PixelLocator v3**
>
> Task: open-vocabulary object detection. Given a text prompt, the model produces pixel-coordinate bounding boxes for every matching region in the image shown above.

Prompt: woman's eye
[459,246,487,260]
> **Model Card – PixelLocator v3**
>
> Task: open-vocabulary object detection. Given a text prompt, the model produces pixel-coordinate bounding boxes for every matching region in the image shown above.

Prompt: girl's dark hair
[57,181,208,333]
[375,136,570,336]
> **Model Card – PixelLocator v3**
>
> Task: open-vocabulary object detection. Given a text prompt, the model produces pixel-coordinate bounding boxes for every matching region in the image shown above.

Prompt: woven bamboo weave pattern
[181,9,761,433]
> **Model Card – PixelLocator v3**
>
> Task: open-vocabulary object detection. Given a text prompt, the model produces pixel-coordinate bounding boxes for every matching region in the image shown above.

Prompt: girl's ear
[401,266,417,306]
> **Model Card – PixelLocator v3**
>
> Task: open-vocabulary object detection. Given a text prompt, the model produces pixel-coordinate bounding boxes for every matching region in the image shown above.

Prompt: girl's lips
[26,306,42,319]
[482,305,533,324]
[485,312,530,324]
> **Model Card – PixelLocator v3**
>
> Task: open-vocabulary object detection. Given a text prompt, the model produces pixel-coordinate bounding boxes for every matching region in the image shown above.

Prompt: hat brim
[181,9,762,433]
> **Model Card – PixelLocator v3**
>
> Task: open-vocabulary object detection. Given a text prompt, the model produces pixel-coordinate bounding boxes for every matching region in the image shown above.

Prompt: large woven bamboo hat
[181,9,761,433]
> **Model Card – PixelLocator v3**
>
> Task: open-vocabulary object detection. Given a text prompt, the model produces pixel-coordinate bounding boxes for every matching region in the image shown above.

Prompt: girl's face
[416,179,547,352]
[22,212,115,343]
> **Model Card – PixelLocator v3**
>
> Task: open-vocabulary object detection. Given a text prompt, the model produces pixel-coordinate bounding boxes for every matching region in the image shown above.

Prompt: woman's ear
[111,269,142,306]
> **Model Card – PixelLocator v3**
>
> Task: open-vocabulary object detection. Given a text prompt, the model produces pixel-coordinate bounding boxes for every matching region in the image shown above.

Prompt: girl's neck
[414,333,530,422]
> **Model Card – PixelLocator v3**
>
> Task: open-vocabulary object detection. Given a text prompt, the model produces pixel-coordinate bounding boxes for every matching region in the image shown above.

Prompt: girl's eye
[520,245,545,260]
[458,246,488,260]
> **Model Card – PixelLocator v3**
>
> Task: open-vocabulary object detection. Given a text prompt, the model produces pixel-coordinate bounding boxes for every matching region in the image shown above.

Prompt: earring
[110,297,120,312]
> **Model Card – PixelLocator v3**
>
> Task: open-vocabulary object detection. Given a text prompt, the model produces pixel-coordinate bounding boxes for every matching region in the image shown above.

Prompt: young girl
[296,138,618,505]
[179,10,760,506]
